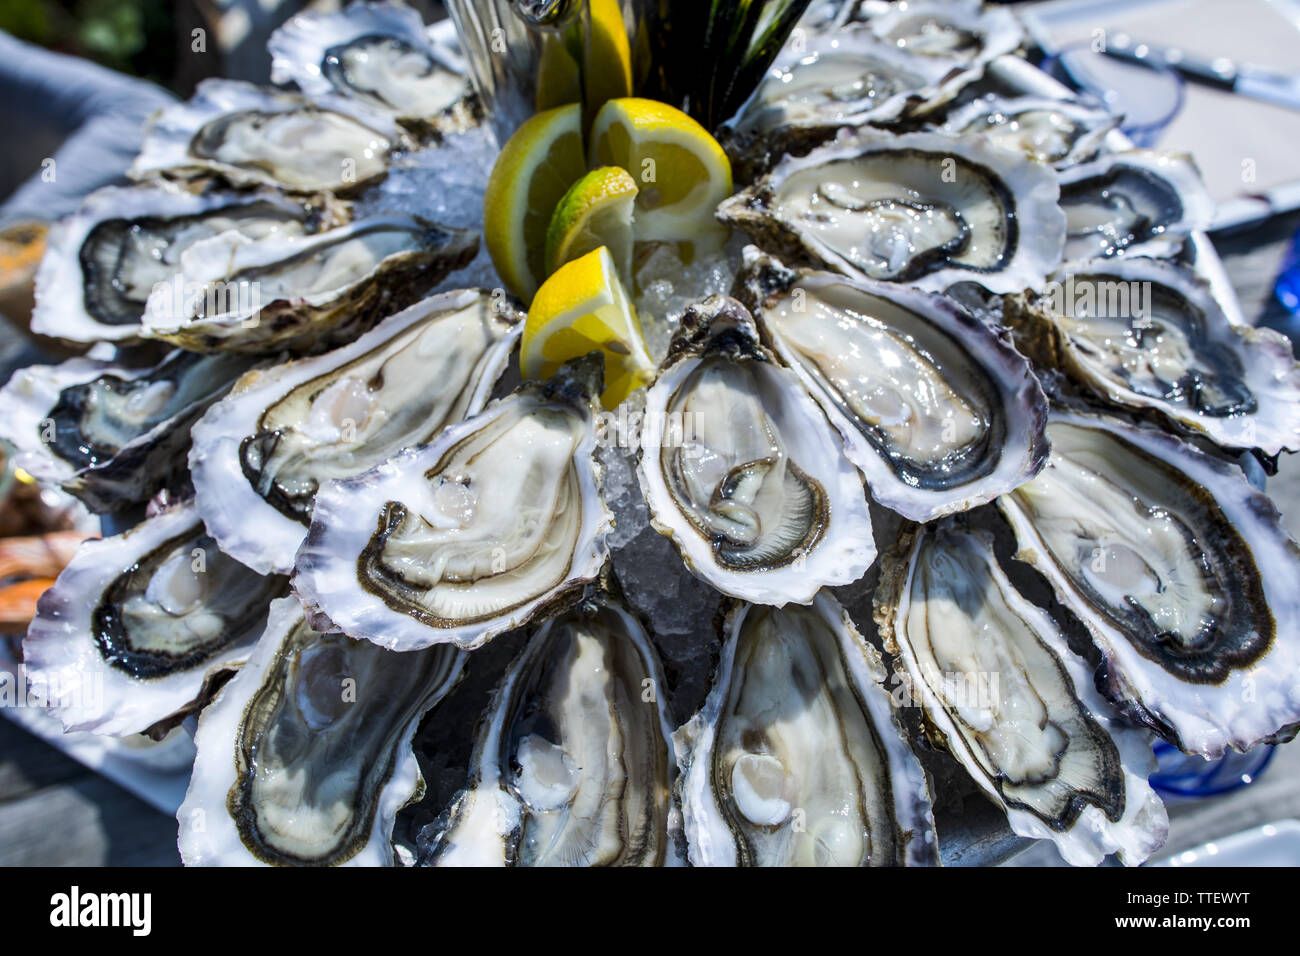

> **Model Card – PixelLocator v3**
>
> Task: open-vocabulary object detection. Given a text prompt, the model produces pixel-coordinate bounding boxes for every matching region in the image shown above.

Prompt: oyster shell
[675,591,939,866]
[849,0,1024,67]
[190,289,520,574]
[140,212,478,353]
[939,94,1119,169]
[637,295,875,605]
[269,0,474,134]
[1008,257,1300,457]
[177,596,463,865]
[130,79,406,194]
[0,350,252,513]
[997,408,1300,757]
[875,521,1168,867]
[23,500,288,737]
[719,129,1065,295]
[31,183,340,344]
[1058,150,1215,261]
[429,589,680,866]
[294,355,612,651]
[738,251,1049,521]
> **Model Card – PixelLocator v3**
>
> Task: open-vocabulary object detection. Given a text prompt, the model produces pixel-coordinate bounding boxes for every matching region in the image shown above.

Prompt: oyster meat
[429,590,679,866]
[875,521,1168,866]
[719,129,1065,295]
[130,78,406,194]
[31,183,339,344]
[0,349,252,513]
[997,408,1300,757]
[675,591,939,866]
[638,296,875,605]
[177,596,463,865]
[1058,150,1215,261]
[140,212,478,353]
[190,289,520,574]
[24,500,288,737]
[1009,256,1300,457]
[270,0,473,133]
[739,251,1049,521]
[294,355,612,651]
[940,94,1119,169]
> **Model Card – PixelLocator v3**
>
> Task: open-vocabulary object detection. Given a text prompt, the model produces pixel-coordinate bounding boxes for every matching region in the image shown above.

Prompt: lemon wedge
[483,103,586,301]
[588,97,733,244]
[545,165,638,287]
[524,246,654,409]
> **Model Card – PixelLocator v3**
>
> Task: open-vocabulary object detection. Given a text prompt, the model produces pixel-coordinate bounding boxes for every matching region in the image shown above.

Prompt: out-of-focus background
[0,0,1298,866]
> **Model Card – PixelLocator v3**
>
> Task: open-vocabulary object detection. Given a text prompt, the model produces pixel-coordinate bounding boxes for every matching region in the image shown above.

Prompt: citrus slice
[588,97,733,243]
[483,103,586,301]
[545,166,637,287]
[524,246,654,409]
[582,0,633,115]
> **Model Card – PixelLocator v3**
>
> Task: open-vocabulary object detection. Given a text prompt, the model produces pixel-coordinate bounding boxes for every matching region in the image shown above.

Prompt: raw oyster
[31,183,340,344]
[23,500,288,737]
[429,589,679,866]
[190,289,520,574]
[737,251,1049,521]
[0,350,252,513]
[847,0,1023,66]
[875,521,1168,867]
[719,129,1065,295]
[269,0,474,134]
[1058,150,1215,261]
[940,95,1118,169]
[637,295,875,604]
[294,355,612,651]
[675,591,939,866]
[177,596,463,866]
[130,79,406,194]
[140,212,478,353]
[1008,257,1300,457]
[997,408,1300,757]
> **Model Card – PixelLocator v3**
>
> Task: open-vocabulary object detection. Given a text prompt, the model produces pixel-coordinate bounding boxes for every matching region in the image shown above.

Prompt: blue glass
[1274,224,1300,319]
[1150,740,1276,798]
[1040,42,1186,148]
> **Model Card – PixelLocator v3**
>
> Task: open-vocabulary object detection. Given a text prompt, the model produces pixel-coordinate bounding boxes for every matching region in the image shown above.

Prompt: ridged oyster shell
[637,295,876,605]
[293,355,612,651]
[178,596,463,865]
[675,591,939,866]
[875,520,1168,867]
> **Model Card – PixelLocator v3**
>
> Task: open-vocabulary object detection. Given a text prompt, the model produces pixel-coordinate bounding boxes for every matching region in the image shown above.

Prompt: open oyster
[31,183,340,344]
[637,296,875,605]
[140,212,478,353]
[24,500,288,737]
[0,350,252,513]
[875,521,1168,866]
[846,0,1023,66]
[719,129,1065,295]
[940,94,1119,169]
[997,408,1300,757]
[177,596,463,866]
[269,0,474,134]
[1008,257,1300,457]
[191,289,520,574]
[738,251,1049,521]
[130,79,406,194]
[294,355,612,651]
[429,589,680,866]
[675,591,938,866]
[1058,150,1215,261]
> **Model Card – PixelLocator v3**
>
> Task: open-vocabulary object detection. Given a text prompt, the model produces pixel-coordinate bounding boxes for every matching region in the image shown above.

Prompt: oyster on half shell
[429,589,680,866]
[719,129,1065,295]
[23,500,288,737]
[997,408,1300,757]
[293,355,612,651]
[738,251,1049,521]
[190,289,520,574]
[675,591,939,867]
[940,94,1119,169]
[178,596,463,866]
[875,520,1168,867]
[637,295,875,605]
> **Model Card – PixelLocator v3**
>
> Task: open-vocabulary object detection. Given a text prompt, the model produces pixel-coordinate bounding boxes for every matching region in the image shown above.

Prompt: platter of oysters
[6,0,1300,868]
